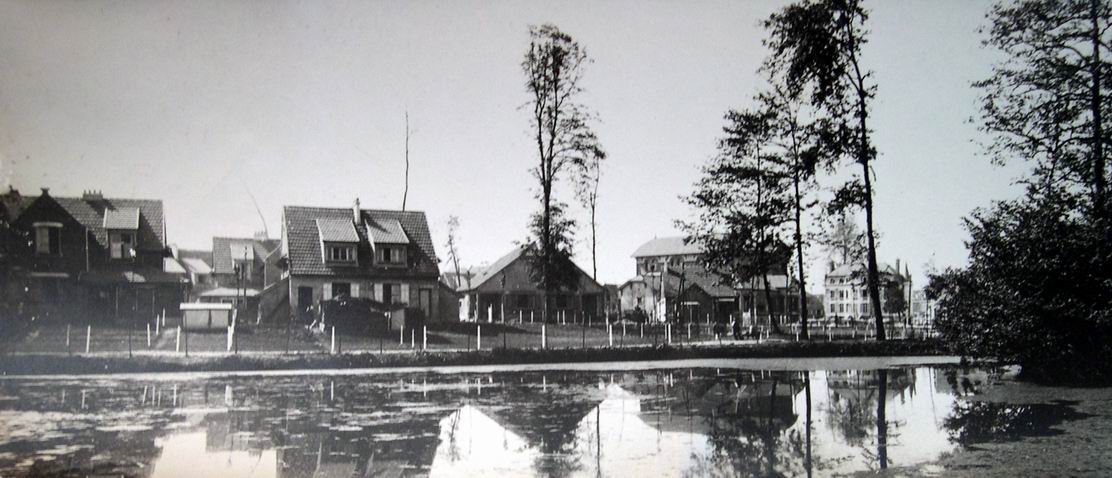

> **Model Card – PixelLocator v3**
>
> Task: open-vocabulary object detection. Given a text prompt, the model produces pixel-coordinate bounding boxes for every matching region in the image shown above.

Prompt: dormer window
[377,245,406,266]
[109,231,135,259]
[33,222,62,256]
[328,244,356,263]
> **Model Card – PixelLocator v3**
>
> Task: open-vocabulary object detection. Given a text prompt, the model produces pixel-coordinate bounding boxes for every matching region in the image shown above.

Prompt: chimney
[352,198,361,223]
[895,258,901,278]
[40,187,50,197]
[82,190,104,201]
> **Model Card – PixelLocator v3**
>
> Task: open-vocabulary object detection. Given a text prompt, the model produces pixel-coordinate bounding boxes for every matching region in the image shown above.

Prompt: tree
[681,106,793,327]
[975,0,1111,221]
[444,215,462,289]
[521,24,605,319]
[574,149,603,280]
[766,0,889,339]
[821,213,866,268]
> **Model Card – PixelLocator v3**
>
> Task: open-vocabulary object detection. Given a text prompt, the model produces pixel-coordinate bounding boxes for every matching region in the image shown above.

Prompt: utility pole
[402,111,410,211]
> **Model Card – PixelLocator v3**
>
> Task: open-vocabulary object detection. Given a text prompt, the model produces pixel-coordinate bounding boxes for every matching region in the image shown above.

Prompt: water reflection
[0,365,1091,477]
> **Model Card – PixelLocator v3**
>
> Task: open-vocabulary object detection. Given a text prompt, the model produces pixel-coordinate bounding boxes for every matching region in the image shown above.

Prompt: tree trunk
[793,157,809,339]
[876,369,889,470]
[762,272,781,334]
[1091,0,1106,221]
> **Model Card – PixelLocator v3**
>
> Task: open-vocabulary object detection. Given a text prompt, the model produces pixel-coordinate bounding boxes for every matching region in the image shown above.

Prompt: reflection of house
[620,237,797,323]
[13,188,187,321]
[272,200,441,323]
[457,246,605,322]
[823,261,911,321]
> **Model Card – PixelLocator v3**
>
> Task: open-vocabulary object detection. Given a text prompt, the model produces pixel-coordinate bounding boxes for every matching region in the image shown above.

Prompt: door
[297,286,313,318]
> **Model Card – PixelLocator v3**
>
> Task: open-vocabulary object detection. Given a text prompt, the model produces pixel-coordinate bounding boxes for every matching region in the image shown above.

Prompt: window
[109,231,134,259]
[327,245,355,263]
[34,224,61,255]
[377,246,405,265]
[332,282,351,298]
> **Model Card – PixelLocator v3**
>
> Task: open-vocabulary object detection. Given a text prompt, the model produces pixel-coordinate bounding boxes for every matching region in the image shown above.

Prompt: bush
[928,190,1112,384]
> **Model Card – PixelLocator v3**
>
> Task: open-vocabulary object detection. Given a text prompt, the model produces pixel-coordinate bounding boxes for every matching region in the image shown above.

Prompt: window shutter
[351,283,360,298]
[323,283,332,300]
[400,284,410,304]
[374,283,383,302]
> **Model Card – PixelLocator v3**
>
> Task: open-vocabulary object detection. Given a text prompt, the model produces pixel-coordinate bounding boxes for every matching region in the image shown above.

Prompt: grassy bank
[0,339,947,376]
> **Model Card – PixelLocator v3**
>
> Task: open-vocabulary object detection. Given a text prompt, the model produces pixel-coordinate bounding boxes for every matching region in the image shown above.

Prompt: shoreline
[0,339,949,377]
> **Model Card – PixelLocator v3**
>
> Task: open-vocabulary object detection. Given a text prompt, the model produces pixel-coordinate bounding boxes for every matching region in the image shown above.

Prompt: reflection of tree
[825,369,913,471]
[943,400,1090,447]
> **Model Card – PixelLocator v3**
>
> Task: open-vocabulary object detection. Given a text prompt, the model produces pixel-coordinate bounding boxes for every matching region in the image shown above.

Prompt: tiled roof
[467,246,527,290]
[211,237,278,274]
[316,218,360,243]
[283,205,438,278]
[366,217,410,244]
[28,195,166,251]
[103,207,140,230]
[632,236,703,258]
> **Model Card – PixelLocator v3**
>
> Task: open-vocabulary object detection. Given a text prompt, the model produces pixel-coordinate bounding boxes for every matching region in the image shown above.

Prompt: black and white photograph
[1,0,1111,476]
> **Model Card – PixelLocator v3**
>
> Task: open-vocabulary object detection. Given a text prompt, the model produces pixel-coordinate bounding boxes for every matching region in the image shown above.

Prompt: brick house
[274,200,441,322]
[457,245,605,323]
[13,188,187,322]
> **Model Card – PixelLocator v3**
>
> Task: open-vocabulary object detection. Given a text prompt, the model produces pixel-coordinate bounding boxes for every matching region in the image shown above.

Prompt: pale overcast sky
[0,0,1026,290]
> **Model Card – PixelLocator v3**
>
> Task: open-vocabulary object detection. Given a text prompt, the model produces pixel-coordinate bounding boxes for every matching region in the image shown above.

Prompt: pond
[0,360,1097,477]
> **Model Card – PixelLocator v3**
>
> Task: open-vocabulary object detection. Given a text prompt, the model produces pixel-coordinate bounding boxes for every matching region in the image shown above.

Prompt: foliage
[573,149,602,280]
[765,0,889,339]
[927,187,1112,383]
[522,23,604,296]
[974,0,1112,217]
[932,0,1112,384]
[444,215,463,289]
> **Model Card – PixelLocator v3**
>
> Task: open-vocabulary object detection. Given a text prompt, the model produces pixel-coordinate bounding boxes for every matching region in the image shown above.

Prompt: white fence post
[330,326,336,354]
[422,326,427,351]
[176,326,181,352]
[477,325,482,350]
[541,324,546,349]
[85,325,91,354]
[608,324,613,347]
[146,322,152,348]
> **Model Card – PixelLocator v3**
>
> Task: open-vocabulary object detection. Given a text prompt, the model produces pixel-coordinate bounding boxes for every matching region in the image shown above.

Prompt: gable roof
[211,237,279,274]
[283,205,438,277]
[632,236,702,258]
[21,194,166,251]
[462,245,604,293]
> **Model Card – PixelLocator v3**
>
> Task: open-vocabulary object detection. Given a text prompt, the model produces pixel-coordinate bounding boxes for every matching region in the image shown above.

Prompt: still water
[0,362,1089,477]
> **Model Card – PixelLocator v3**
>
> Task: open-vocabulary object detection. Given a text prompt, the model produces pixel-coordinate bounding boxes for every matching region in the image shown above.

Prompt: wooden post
[66,324,71,354]
[146,322,152,348]
[175,326,181,352]
[640,322,644,338]
[608,324,613,347]
[227,323,234,353]
[330,326,336,354]
[422,326,427,351]
[622,321,626,337]
[85,325,91,354]
[530,310,534,324]
[541,324,546,349]
[400,325,404,345]
[411,329,415,349]
[487,305,492,323]
[477,325,481,350]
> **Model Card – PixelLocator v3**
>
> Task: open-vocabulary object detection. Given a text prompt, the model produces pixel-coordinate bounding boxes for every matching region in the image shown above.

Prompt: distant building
[271,200,441,323]
[910,289,938,324]
[457,245,605,322]
[620,236,798,324]
[823,260,911,322]
[13,188,187,322]
[194,237,280,319]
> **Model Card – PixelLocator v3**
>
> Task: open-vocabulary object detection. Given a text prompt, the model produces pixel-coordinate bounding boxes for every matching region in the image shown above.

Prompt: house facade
[274,200,442,323]
[823,261,911,322]
[621,237,798,324]
[198,236,280,318]
[457,246,605,323]
[12,188,187,322]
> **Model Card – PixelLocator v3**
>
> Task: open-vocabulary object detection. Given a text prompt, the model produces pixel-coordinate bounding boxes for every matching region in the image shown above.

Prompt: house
[823,260,911,322]
[272,200,441,323]
[620,236,797,324]
[197,236,280,318]
[457,245,605,322]
[13,188,188,322]
[172,248,215,294]
[0,187,33,317]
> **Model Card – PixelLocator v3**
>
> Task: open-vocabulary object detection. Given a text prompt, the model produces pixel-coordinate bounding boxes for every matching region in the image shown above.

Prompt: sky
[0,0,1028,291]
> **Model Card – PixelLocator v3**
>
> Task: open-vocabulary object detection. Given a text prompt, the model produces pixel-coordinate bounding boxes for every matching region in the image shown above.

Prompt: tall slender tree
[444,215,462,289]
[574,149,603,280]
[522,24,604,319]
[975,0,1112,221]
[766,0,888,339]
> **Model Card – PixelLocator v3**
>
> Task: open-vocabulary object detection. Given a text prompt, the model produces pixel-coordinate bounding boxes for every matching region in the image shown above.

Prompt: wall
[289,275,440,321]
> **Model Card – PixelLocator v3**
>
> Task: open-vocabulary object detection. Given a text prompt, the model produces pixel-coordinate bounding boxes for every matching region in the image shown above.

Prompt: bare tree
[574,152,602,280]
[445,215,462,289]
